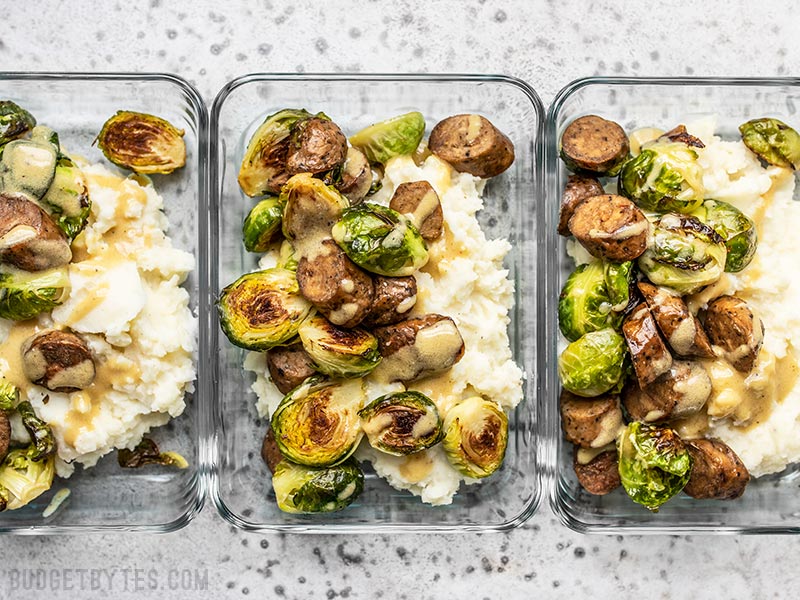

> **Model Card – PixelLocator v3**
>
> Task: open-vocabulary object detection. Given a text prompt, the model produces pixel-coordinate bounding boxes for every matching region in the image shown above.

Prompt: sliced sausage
[573,449,621,495]
[0,192,71,271]
[623,361,711,423]
[361,275,417,328]
[638,282,714,358]
[558,174,605,237]
[428,114,515,178]
[0,410,10,462]
[560,389,623,448]
[261,425,284,474]
[683,438,749,500]
[22,329,95,393]
[560,115,629,174]
[704,295,764,373]
[622,302,673,386]
[285,117,347,176]
[568,195,648,261]
[335,146,372,204]
[389,181,443,241]
[621,379,668,423]
[662,124,705,149]
[266,343,317,395]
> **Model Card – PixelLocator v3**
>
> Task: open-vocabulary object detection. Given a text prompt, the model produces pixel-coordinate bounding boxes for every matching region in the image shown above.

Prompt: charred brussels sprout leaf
[272,458,364,514]
[558,328,627,397]
[41,154,91,240]
[0,266,70,321]
[0,378,19,412]
[558,261,622,342]
[617,422,692,511]
[117,438,188,469]
[618,141,704,213]
[298,315,381,378]
[603,260,634,312]
[331,203,429,276]
[739,117,800,170]
[271,375,365,467]
[218,268,313,351]
[349,111,426,165]
[0,127,58,199]
[359,391,443,456]
[0,447,55,511]
[96,111,186,175]
[17,401,55,461]
[442,396,508,478]
[0,101,36,145]
[243,196,284,252]
[691,199,757,273]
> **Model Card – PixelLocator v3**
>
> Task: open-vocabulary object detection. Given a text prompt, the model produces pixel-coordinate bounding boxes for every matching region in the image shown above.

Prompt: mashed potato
[0,164,196,477]
[245,153,523,505]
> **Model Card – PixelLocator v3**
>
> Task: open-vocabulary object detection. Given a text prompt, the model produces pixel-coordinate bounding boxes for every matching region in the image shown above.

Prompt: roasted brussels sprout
[603,260,634,312]
[637,213,727,294]
[0,266,70,321]
[243,196,284,253]
[40,154,91,240]
[331,203,429,276]
[617,422,692,511]
[117,438,188,469]
[558,261,622,342]
[0,447,55,511]
[16,401,55,462]
[442,396,508,479]
[0,127,58,199]
[618,140,704,213]
[0,100,36,145]
[281,173,349,242]
[272,458,364,514]
[739,117,800,170]
[271,376,365,467]
[359,391,443,455]
[0,378,18,412]
[217,268,313,351]
[96,111,186,175]
[349,111,426,165]
[298,315,381,378]
[691,199,757,273]
[558,328,627,397]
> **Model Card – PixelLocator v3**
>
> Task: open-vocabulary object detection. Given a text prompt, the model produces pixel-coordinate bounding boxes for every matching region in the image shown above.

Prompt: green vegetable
[691,199,757,273]
[0,447,55,511]
[558,328,627,397]
[739,117,800,170]
[618,140,704,213]
[0,126,58,199]
[280,173,349,241]
[277,239,298,272]
[17,401,55,462]
[0,100,36,146]
[358,391,443,456]
[40,154,91,240]
[617,422,692,511]
[0,378,18,412]
[558,261,622,342]
[0,266,70,321]
[298,315,381,378]
[96,111,186,175]
[603,260,634,312]
[331,203,429,276]
[242,196,284,252]
[271,375,365,467]
[272,458,364,514]
[442,396,508,478]
[117,438,188,469]
[349,111,426,165]
[217,268,313,351]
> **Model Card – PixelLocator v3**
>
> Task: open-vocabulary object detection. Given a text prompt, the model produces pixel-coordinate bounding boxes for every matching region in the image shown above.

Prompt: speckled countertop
[3,1,800,599]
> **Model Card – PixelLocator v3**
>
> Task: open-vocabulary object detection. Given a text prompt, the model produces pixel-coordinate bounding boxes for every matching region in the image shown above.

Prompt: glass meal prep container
[545,77,800,534]
[0,73,208,534]
[208,73,543,532]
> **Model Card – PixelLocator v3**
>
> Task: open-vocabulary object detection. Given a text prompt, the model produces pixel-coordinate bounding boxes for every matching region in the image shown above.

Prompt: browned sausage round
[568,195,648,261]
[623,361,711,423]
[428,114,515,178]
[0,193,71,271]
[335,146,372,204]
[361,275,417,328]
[558,174,605,237]
[683,438,749,500]
[389,181,443,241]
[0,410,10,463]
[638,282,714,358]
[560,115,630,174]
[285,117,347,175]
[22,329,95,393]
[266,343,317,395]
[621,380,668,423]
[622,302,673,387]
[560,389,623,448]
[704,295,764,373]
[573,449,621,495]
[261,425,284,474]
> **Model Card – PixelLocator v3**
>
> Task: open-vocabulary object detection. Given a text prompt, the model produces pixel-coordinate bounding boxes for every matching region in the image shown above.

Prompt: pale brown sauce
[398,451,434,483]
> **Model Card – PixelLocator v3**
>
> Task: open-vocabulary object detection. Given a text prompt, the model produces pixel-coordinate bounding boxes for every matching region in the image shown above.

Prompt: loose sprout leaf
[739,117,800,170]
[117,438,188,469]
[40,154,92,240]
[0,100,36,146]
[0,448,55,511]
[0,378,19,412]
[0,266,70,321]
[17,401,55,461]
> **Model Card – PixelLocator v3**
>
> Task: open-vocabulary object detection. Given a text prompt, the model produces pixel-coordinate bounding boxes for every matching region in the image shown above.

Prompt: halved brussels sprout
[96,111,186,174]
[0,447,55,511]
[0,378,18,412]
[558,261,621,342]
[117,438,188,469]
[277,239,298,272]
[243,196,284,253]
[617,421,692,512]
[618,140,704,213]
[603,260,634,312]
[331,203,428,276]
[298,315,381,378]
[17,401,55,462]
[0,127,58,200]
[0,266,70,321]
[442,396,508,478]
[238,108,316,197]
[638,212,727,294]
[558,328,627,397]
[691,199,757,273]
[739,117,800,170]
[359,391,443,455]
[281,173,349,242]
[272,458,364,514]
[349,111,426,165]
[0,100,36,146]
[217,268,313,351]
[40,154,91,240]
[271,375,365,467]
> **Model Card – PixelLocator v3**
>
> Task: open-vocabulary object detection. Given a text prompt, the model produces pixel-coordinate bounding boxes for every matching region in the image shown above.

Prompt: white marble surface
[3,1,800,598]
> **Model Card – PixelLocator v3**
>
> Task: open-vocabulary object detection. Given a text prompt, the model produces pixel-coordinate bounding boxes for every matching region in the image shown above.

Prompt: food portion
[557,112,800,511]
[0,102,195,513]
[224,108,522,511]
